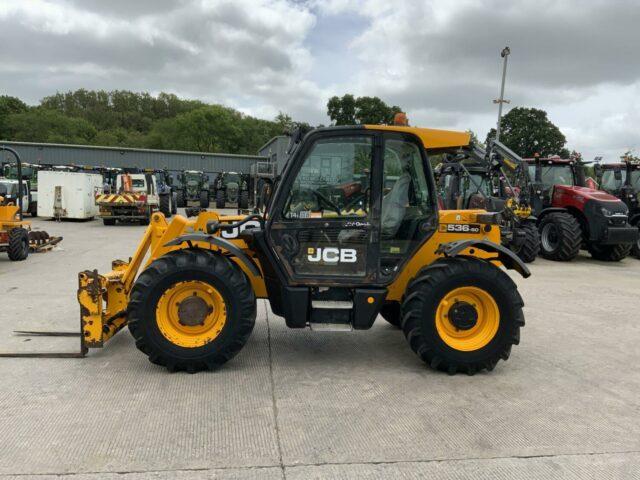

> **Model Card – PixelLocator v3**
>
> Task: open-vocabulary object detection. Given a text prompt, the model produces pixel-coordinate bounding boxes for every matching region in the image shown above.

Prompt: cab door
[266,131,379,284]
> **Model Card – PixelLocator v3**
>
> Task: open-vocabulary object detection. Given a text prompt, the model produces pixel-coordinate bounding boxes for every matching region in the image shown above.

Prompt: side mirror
[614,169,623,181]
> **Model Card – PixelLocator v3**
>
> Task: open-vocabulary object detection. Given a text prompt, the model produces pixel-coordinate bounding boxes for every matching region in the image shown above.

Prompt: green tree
[327,94,403,125]
[0,95,29,138]
[486,107,570,158]
[5,109,96,144]
[327,94,356,125]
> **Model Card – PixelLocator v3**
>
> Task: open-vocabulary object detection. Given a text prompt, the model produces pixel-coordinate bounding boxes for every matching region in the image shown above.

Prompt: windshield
[0,180,18,196]
[463,173,493,197]
[630,170,640,190]
[226,174,240,183]
[529,164,574,187]
[600,169,625,191]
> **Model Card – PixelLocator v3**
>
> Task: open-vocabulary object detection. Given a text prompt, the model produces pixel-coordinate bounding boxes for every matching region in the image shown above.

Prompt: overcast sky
[1,0,638,161]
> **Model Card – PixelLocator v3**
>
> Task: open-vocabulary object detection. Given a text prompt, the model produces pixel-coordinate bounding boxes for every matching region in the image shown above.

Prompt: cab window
[283,136,372,219]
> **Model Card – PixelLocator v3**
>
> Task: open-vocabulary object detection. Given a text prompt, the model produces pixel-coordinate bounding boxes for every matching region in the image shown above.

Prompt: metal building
[0,140,266,177]
[257,136,291,174]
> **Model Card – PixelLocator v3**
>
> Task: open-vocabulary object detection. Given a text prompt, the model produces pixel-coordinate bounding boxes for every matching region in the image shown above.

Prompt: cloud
[0,0,321,121]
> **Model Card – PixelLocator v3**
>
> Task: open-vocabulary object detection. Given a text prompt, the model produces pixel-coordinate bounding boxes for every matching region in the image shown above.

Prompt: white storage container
[37,170,103,220]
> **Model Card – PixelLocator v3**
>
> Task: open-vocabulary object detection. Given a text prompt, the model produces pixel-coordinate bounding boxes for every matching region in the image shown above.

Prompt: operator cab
[266,127,438,285]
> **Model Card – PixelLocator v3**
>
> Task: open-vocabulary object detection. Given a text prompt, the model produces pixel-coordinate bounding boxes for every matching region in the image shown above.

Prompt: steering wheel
[343,187,369,214]
[312,190,342,215]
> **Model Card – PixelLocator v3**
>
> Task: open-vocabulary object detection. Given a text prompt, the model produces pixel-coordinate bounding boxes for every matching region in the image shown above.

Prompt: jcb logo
[221,220,261,239]
[307,247,357,263]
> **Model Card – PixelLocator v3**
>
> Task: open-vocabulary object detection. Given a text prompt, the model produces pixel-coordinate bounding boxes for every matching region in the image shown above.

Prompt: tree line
[0,89,581,160]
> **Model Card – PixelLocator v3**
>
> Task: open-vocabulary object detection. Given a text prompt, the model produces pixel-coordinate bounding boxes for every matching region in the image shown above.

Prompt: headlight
[600,206,614,216]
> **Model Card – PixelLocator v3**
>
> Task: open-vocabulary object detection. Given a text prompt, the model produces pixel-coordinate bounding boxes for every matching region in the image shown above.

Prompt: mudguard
[436,239,531,278]
[164,234,262,278]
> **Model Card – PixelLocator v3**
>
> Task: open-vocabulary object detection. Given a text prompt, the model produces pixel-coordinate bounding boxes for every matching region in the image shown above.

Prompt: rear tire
[380,302,401,328]
[102,218,116,226]
[539,212,581,261]
[401,257,524,375]
[512,223,540,263]
[159,194,172,217]
[199,190,210,209]
[128,250,256,372]
[216,190,225,209]
[587,243,631,262]
[8,227,29,261]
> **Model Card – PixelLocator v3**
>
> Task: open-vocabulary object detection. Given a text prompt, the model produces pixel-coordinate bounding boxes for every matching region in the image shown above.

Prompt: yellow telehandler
[5,125,530,374]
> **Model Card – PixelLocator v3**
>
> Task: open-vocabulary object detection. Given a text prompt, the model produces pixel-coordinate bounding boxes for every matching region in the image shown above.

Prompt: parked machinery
[5,125,531,375]
[96,172,161,225]
[212,171,249,209]
[435,154,540,263]
[176,170,210,209]
[0,147,62,260]
[595,157,640,258]
[486,142,638,261]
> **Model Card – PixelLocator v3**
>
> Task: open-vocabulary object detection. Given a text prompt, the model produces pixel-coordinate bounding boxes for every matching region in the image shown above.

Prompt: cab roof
[364,125,471,150]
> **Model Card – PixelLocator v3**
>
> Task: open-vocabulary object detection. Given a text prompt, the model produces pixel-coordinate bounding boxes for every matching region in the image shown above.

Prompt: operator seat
[381,171,411,239]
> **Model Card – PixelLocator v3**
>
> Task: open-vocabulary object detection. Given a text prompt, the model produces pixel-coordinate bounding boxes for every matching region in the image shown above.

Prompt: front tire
[159,194,172,217]
[511,223,540,263]
[631,222,640,259]
[103,218,116,226]
[8,227,29,261]
[176,190,186,208]
[239,190,249,209]
[401,257,524,375]
[128,250,256,372]
[539,212,581,261]
[587,243,631,262]
[199,190,210,209]
[216,190,225,209]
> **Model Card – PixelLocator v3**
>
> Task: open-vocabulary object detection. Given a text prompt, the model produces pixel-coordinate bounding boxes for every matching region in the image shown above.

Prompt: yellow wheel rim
[156,280,227,348]
[435,286,499,352]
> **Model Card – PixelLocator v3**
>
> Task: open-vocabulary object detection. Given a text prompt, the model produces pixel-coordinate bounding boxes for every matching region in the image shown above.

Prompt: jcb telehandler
[5,126,530,374]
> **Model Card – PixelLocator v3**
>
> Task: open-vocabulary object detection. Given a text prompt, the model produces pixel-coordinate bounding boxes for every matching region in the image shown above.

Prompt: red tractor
[525,155,637,261]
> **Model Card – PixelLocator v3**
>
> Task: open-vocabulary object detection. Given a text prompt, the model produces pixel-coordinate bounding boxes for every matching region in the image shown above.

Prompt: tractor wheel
[539,212,581,261]
[587,243,632,262]
[239,190,249,209]
[171,192,178,214]
[159,194,172,218]
[512,223,540,263]
[8,227,29,261]
[199,190,210,209]
[103,218,116,226]
[631,222,640,259]
[401,257,524,375]
[139,207,151,226]
[176,190,186,208]
[128,250,256,372]
[380,302,401,328]
[216,190,225,209]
